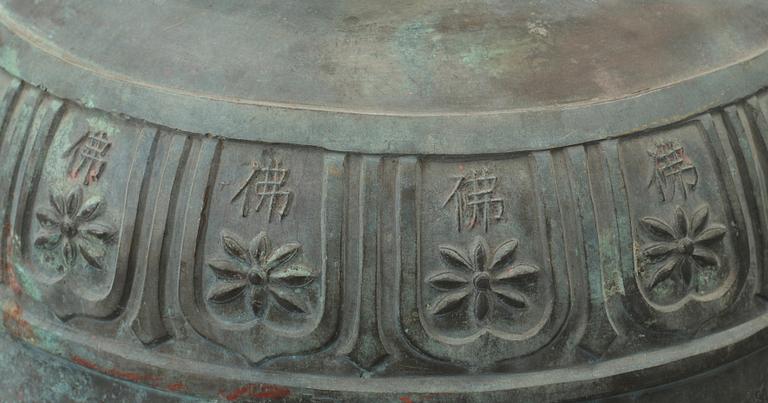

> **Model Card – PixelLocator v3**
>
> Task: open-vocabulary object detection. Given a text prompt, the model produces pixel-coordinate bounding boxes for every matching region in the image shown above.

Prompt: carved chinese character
[443,168,504,232]
[647,140,698,202]
[231,159,292,221]
[63,131,112,185]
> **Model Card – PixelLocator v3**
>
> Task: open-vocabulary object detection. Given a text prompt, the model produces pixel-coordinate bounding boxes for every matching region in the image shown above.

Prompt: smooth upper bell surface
[0,0,767,153]
[5,0,768,112]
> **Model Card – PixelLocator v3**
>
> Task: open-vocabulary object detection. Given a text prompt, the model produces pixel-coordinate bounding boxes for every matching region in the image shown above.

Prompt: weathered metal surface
[0,0,767,401]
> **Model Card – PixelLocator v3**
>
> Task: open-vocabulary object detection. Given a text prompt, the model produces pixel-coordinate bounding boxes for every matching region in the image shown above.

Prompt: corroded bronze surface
[0,1,768,401]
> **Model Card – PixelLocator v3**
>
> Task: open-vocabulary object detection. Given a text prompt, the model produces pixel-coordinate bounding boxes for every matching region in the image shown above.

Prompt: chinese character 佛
[648,140,698,202]
[443,168,504,232]
[63,131,112,185]
[231,159,292,222]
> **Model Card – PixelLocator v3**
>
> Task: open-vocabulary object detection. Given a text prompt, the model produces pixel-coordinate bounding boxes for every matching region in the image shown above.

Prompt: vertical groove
[347,155,388,369]
[131,134,191,344]
[530,151,569,357]
[0,77,22,284]
[162,139,205,337]
[331,155,361,355]
[382,156,419,359]
[550,148,591,359]
[178,138,221,333]
[0,77,22,156]
[156,136,193,337]
[4,96,63,302]
[585,141,634,343]
[742,99,768,293]
[15,100,65,257]
[706,110,764,298]
[0,86,41,284]
[564,145,618,355]
[318,151,346,355]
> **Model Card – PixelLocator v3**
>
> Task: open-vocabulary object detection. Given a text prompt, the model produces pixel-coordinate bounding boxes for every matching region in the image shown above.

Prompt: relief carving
[34,185,117,272]
[206,230,316,318]
[638,204,728,299]
[443,168,504,232]
[426,236,540,332]
[647,140,698,202]
[63,131,111,185]
[231,159,292,221]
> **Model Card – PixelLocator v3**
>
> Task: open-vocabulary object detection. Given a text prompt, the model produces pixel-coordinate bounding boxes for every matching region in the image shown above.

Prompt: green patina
[0,46,20,78]
[85,117,120,137]
[8,233,42,302]
[393,17,438,97]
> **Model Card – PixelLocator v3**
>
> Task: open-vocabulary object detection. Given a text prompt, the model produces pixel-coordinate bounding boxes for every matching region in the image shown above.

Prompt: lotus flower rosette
[639,204,728,294]
[427,236,540,326]
[34,185,117,272]
[206,230,316,318]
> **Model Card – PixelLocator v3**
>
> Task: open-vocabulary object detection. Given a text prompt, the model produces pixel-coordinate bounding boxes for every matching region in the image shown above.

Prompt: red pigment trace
[166,382,186,392]
[2,302,35,342]
[70,356,160,384]
[223,384,291,401]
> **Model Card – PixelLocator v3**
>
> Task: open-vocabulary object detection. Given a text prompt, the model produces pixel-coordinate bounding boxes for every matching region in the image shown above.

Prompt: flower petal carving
[692,247,718,267]
[81,222,117,243]
[76,197,105,222]
[250,287,267,316]
[674,206,688,236]
[638,204,729,300]
[249,231,270,263]
[265,242,300,271]
[489,239,518,272]
[689,205,709,234]
[62,239,77,268]
[649,254,683,290]
[438,245,473,272]
[469,236,488,272]
[493,287,529,309]
[208,259,247,281]
[269,287,309,314]
[34,231,61,250]
[221,231,249,263]
[206,230,316,320]
[428,236,540,329]
[208,280,248,304]
[429,290,470,316]
[428,272,470,291]
[643,242,678,258]
[493,264,539,283]
[33,185,118,273]
[640,217,677,241]
[49,190,66,216]
[65,186,83,216]
[694,225,727,244]
[270,265,315,287]
[78,244,105,270]
[36,209,59,229]
[473,292,490,323]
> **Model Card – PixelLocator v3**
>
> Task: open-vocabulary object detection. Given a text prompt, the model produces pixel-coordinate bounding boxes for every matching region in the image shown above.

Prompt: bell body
[1,0,768,400]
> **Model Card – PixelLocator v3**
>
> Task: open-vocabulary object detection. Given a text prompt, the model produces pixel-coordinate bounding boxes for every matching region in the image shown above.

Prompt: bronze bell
[0,0,768,401]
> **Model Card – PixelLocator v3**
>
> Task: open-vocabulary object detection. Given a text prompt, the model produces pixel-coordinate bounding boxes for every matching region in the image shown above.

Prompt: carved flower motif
[207,231,315,316]
[34,185,116,270]
[427,236,539,325]
[640,204,727,292]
